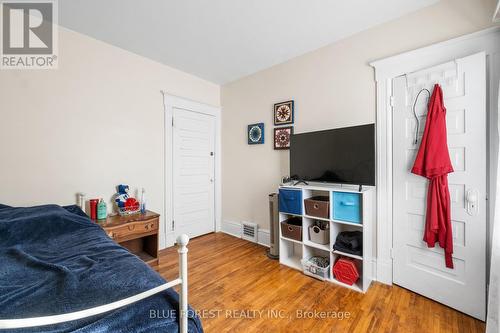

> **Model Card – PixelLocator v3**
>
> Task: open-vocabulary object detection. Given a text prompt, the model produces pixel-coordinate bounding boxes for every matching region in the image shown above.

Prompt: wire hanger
[412,88,431,145]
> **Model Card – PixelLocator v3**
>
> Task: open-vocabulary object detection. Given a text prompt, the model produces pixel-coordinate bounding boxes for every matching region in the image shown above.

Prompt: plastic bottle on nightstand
[96,198,107,220]
[140,188,146,214]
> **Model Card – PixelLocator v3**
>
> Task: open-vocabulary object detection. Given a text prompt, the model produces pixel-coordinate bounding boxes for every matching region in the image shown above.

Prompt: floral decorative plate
[274,126,293,150]
[248,123,264,144]
[274,100,294,125]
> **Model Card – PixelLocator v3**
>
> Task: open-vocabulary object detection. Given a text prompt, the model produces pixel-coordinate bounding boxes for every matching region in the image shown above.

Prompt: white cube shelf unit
[278,182,375,293]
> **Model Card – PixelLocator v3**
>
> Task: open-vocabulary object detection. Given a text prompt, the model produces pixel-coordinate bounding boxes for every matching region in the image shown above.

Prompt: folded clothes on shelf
[333,231,362,256]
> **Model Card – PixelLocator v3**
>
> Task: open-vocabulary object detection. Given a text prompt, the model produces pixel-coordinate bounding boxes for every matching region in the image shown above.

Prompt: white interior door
[173,107,215,239]
[392,52,487,320]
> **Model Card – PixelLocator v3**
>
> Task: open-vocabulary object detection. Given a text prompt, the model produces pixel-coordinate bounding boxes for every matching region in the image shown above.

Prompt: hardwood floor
[157,233,485,333]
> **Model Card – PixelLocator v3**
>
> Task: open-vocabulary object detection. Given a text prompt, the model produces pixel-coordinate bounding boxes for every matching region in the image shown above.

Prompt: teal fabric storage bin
[333,192,361,223]
[279,189,302,215]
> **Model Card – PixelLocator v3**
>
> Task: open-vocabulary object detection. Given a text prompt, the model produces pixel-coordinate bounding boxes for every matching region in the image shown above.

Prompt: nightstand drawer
[106,218,158,241]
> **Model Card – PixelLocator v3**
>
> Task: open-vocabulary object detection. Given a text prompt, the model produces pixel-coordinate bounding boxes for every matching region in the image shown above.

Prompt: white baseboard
[221,220,241,238]
[257,229,270,248]
[221,220,269,247]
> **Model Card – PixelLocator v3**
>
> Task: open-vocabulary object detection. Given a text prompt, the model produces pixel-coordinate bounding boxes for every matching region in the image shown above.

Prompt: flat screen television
[290,124,375,186]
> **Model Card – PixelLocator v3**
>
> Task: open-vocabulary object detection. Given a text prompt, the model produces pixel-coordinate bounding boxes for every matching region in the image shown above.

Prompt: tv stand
[293,180,309,186]
[358,185,363,192]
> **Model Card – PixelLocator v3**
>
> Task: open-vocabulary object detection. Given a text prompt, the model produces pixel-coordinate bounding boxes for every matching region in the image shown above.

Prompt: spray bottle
[140,188,146,214]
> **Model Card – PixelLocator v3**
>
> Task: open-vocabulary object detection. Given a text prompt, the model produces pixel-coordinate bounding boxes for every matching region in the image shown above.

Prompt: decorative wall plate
[274,100,294,125]
[248,123,264,144]
[274,126,293,150]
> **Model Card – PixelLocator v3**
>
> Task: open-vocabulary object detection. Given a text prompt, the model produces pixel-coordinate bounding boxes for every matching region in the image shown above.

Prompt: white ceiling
[59,0,439,84]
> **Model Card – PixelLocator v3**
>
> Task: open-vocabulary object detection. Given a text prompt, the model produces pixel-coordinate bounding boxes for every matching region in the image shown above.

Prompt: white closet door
[392,52,487,320]
[173,107,215,239]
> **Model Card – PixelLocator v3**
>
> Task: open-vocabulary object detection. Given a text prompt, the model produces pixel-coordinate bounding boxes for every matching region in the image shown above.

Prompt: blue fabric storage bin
[333,192,362,223]
[279,189,302,215]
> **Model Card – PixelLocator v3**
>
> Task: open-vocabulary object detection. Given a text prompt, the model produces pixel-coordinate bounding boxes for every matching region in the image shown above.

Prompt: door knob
[466,191,477,203]
[466,189,479,216]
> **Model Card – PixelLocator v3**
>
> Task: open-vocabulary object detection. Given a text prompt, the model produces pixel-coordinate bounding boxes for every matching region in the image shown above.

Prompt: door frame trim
[162,93,222,248]
[370,27,500,285]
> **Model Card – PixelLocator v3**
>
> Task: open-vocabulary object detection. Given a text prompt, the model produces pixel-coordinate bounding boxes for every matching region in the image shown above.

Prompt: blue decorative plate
[248,123,264,144]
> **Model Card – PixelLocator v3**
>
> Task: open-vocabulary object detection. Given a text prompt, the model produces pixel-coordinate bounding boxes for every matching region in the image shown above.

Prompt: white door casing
[392,52,486,320]
[162,93,221,248]
[173,107,216,239]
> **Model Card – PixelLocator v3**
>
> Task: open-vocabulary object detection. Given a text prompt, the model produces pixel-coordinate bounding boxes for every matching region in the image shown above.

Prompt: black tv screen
[290,124,375,186]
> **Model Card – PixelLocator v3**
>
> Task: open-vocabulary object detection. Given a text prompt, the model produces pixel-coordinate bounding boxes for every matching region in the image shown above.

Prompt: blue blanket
[0,204,203,333]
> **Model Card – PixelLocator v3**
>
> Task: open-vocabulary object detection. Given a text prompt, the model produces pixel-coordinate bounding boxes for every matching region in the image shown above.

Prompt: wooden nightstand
[98,210,160,267]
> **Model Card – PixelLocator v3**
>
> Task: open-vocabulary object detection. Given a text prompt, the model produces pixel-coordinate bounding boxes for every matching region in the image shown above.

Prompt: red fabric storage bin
[332,257,359,286]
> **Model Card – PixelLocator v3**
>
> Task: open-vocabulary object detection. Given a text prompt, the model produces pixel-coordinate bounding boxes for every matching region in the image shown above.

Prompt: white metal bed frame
[0,234,190,333]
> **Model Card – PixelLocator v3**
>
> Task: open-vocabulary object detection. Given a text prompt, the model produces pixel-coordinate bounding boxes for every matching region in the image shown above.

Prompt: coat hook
[412,88,431,145]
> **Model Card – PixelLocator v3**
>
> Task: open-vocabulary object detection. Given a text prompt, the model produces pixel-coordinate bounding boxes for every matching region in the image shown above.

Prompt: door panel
[173,108,215,239]
[392,52,486,320]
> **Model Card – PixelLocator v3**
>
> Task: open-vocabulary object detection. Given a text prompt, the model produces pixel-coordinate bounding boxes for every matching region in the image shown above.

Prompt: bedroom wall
[221,0,497,231]
[0,27,220,248]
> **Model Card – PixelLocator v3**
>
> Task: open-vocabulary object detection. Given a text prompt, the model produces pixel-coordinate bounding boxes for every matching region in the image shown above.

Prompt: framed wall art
[274,100,294,125]
[274,126,293,150]
[247,123,264,144]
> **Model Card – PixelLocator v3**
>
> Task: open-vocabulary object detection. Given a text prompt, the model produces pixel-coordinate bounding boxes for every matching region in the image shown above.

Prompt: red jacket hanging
[411,84,454,268]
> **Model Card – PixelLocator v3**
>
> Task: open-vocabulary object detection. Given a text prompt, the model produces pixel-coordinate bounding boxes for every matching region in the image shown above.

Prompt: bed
[0,203,201,333]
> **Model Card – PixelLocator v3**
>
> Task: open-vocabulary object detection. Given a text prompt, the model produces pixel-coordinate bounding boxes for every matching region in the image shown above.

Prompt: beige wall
[221,0,497,230]
[0,27,220,247]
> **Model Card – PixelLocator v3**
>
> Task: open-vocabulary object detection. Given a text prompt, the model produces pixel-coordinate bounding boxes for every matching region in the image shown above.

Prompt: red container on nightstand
[89,199,99,220]
[333,257,359,286]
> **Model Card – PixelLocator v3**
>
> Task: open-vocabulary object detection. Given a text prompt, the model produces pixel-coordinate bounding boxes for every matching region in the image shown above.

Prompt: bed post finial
[177,234,189,247]
[177,234,189,333]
